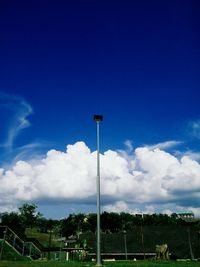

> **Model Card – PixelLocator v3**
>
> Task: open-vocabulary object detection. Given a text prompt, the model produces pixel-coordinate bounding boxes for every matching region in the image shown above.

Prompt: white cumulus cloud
[0,141,200,216]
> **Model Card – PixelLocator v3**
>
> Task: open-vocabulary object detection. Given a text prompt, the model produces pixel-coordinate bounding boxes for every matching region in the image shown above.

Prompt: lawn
[0,261,200,267]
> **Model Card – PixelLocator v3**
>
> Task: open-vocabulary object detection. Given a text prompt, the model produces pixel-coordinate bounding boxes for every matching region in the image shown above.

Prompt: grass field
[0,261,200,267]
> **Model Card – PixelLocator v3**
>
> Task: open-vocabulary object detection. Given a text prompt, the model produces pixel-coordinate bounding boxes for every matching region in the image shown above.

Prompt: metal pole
[93,115,103,267]
[123,230,127,260]
[48,230,53,260]
[29,243,32,257]
[96,120,102,266]
[0,227,7,260]
[22,242,25,256]
[141,225,145,260]
[187,225,194,260]
[59,233,62,261]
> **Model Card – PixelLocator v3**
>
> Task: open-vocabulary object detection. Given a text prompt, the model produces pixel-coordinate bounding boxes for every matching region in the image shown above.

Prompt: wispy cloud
[0,92,33,150]
[11,141,54,164]
[12,143,45,162]
[146,140,182,150]
[189,119,200,139]
[124,139,134,152]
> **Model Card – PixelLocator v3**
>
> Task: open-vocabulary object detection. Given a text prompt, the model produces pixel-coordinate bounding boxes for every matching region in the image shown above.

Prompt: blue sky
[0,0,200,218]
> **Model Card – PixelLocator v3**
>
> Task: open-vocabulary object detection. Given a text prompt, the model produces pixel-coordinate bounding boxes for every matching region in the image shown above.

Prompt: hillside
[0,240,30,261]
[81,224,200,259]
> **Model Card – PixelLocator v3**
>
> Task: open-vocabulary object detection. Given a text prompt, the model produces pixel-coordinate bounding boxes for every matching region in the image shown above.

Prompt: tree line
[0,203,196,238]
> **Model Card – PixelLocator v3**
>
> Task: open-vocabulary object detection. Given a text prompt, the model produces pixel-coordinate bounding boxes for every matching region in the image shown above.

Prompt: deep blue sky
[0,1,200,217]
[0,0,200,154]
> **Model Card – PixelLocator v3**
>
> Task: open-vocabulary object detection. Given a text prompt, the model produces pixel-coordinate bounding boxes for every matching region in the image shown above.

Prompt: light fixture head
[93,114,103,122]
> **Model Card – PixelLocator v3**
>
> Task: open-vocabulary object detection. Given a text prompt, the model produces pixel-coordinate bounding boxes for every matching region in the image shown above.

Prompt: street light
[123,230,128,260]
[47,229,53,260]
[93,114,103,267]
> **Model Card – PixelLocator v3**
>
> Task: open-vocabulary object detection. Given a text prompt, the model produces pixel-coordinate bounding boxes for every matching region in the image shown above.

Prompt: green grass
[25,228,58,248]
[0,241,29,261]
[0,261,200,267]
[2,226,200,266]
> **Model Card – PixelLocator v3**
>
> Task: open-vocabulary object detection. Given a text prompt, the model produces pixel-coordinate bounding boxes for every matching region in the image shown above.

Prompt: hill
[80,224,200,259]
[0,240,30,261]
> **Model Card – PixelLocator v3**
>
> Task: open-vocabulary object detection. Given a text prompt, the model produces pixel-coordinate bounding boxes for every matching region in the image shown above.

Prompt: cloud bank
[0,141,200,217]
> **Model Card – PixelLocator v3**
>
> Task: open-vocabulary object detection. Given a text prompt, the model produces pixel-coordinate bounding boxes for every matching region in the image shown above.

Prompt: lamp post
[123,230,128,260]
[48,229,53,260]
[93,114,103,267]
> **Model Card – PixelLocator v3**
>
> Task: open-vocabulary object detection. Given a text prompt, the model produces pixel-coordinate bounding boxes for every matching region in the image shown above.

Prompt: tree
[87,213,96,233]
[120,212,134,230]
[1,212,25,236]
[19,203,42,228]
[61,214,78,237]
[101,212,121,233]
[61,213,90,238]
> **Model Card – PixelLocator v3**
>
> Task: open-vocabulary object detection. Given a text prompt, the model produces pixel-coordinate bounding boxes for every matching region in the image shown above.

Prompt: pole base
[95,264,103,267]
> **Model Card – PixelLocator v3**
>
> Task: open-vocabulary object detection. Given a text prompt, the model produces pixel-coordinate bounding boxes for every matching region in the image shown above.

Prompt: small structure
[62,236,88,261]
[155,244,169,260]
[177,212,194,219]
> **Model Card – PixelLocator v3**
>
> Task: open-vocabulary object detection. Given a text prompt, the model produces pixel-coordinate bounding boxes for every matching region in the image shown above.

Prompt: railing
[0,226,42,259]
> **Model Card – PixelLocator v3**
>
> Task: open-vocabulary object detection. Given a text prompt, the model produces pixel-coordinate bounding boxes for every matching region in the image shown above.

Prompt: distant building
[135,214,143,218]
[177,212,195,219]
